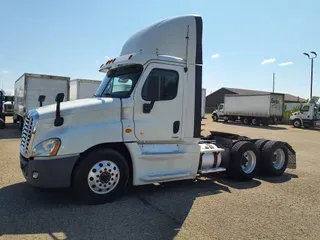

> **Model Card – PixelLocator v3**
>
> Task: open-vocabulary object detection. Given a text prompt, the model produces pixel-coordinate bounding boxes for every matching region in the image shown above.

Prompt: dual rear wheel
[227,140,289,181]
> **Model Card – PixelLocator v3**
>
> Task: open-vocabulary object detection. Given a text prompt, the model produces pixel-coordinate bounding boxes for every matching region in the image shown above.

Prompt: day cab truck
[14,73,70,130]
[19,15,297,205]
[290,96,320,128]
[212,93,284,126]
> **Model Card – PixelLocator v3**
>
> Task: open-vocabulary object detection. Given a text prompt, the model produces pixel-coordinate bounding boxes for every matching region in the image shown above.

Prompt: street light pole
[303,51,317,100]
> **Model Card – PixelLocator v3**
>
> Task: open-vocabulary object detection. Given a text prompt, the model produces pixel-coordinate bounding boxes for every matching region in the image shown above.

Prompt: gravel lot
[1,116,319,240]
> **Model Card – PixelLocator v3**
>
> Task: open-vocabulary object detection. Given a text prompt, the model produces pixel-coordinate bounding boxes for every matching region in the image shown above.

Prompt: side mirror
[54,93,65,127]
[38,95,46,107]
[55,93,65,103]
[143,77,160,113]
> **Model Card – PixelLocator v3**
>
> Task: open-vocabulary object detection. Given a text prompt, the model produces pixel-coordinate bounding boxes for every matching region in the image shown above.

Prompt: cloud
[261,58,276,65]
[278,61,293,67]
[104,56,110,59]
[1,70,8,74]
[211,53,220,59]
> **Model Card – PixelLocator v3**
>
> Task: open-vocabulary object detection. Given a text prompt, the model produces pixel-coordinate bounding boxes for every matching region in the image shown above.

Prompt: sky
[0,0,319,99]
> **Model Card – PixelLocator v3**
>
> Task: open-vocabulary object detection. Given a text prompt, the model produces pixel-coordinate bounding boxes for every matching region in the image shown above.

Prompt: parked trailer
[13,73,70,130]
[69,79,102,100]
[19,15,296,205]
[212,93,285,126]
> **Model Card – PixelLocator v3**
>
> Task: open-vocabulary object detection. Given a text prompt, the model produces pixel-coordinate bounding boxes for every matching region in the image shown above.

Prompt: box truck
[212,93,285,126]
[69,79,102,100]
[14,73,70,130]
[19,15,296,205]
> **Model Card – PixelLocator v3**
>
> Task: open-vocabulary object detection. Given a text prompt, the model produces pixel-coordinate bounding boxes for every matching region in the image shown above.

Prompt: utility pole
[303,51,317,99]
[272,73,275,92]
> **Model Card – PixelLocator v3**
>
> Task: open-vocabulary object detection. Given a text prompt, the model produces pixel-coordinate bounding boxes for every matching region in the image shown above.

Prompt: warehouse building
[205,87,307,113]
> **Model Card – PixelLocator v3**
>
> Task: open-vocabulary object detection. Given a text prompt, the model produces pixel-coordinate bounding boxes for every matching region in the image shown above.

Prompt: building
[205,87,307,113]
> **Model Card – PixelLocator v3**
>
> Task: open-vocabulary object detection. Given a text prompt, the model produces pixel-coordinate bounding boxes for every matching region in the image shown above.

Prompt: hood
[35,97,120,120]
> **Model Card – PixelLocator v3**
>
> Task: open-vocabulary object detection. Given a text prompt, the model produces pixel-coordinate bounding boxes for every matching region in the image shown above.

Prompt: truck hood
[35,98,120,120]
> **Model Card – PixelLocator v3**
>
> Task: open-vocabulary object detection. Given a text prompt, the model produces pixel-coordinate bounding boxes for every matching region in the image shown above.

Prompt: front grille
[20,114,34,157]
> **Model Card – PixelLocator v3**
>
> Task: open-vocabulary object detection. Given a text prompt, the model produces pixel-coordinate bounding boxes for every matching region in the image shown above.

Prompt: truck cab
[212,103,225,121]
[19,15,297,205]
[290,96,320,128]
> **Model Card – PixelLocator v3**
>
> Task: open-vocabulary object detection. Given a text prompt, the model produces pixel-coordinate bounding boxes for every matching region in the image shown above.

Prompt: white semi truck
[14,73,70,130]
[69,79,102,100]
[212,93,285,126]
[19,15,296,205]
[290,96,320,128]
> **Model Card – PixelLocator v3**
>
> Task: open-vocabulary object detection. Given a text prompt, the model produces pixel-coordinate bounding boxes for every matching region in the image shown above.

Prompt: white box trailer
[223,93,284,125]
[69,79,102,100]
[14,73,70,129]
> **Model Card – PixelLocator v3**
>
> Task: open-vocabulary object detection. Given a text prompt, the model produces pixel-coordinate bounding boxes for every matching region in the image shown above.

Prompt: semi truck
[290,96,320,128]
[19,15,296,205]
[3,95,14,116]
[69,79,102,101]
[13,73,70,130]
[212,93,285,126]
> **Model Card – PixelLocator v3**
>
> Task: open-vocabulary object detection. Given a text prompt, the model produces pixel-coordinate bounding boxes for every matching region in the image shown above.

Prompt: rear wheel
[242,117,250,125]
[227,141,260,181]
[251,118,259,126]
[261,141,288,176]
[72,148,129,205]
[262,119,269,126]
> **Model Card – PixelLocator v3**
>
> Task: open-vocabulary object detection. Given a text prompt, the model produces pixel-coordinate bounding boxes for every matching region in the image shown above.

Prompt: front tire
[72,148,129,205]
[292,119,301,128]
[212,114,218,122]
[227,141,260,181]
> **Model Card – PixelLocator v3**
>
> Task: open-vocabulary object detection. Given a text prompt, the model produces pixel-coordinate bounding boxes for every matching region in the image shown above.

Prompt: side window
[301,105,310,112]
[142,68,179,101]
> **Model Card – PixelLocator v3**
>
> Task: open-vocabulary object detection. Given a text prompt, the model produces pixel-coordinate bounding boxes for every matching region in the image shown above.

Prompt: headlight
[32,138,61,157]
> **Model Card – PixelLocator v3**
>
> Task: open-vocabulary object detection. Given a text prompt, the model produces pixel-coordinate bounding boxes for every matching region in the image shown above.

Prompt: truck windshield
[95,64,143,98]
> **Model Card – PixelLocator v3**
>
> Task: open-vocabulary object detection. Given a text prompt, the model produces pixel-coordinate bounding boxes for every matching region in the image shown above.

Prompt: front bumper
[20,154,79,188]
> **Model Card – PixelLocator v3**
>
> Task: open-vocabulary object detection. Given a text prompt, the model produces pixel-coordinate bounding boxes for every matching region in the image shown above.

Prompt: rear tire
[242,117,250,125]
[261,141,288,176]
[252,118,259,126]
[227,141,260,181]
[72,148,129,205]
[262,119,269,126]
[254,139,269,152]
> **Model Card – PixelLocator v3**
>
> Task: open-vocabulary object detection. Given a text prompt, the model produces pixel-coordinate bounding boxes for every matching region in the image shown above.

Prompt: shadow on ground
[0,122,21,140]
[220,121,288,130]
[256,172,299,184]
[0,175,265,240]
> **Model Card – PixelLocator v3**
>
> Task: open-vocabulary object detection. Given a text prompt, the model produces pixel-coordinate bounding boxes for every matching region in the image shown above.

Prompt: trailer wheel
[251,118,259,126]
[242,117,250,125]
[227,141,260,181]
[262,119,269,126]
[261,141,288,176]
[72,148,129,205]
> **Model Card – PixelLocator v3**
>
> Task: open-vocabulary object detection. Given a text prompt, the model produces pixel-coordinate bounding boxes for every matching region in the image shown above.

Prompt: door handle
[173,121,180,134]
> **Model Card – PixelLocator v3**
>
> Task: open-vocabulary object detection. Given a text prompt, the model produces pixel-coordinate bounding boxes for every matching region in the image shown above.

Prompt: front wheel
[292,119,301,128]
[212,114,218,122]
[72,148,129,205]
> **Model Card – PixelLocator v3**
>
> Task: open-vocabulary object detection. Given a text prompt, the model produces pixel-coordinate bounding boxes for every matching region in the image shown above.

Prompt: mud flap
[284,142,297,169]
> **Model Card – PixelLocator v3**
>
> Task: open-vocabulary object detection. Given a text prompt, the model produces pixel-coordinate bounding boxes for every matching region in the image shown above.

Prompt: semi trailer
[14,73,70,130]
[69,79,102,100]
[19,15,297,205]
[212,93,285,126]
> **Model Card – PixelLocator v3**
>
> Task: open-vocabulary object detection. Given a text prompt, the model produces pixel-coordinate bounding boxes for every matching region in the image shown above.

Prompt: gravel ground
[0,116,319,240]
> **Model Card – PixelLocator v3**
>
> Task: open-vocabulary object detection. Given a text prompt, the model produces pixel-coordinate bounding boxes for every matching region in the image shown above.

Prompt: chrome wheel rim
[294,121,300,127]
[241,150,256,174]
[87,160,120,194]
[273,149,285,170]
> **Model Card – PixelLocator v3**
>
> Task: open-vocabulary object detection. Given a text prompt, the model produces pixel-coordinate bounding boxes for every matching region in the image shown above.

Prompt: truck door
[133,63,184,141]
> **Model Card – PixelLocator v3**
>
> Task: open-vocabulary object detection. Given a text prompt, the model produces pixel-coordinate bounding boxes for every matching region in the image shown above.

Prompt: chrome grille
[20,114,34,157]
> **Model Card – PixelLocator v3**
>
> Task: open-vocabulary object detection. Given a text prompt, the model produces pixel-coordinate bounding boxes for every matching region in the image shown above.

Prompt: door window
[301,105,310,112]
[141,69,179,101]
